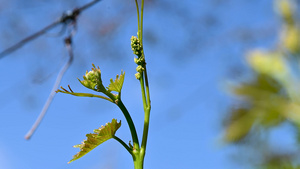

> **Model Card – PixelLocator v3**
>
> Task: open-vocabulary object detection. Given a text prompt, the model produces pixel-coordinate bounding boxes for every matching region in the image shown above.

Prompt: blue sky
[0,0,279,169]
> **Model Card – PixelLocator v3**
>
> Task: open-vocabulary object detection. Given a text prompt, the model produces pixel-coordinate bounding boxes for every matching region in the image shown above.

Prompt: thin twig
[24,36,74,140]
[77,0,101,11]
[0,0,102,59]
[0,22,60,58]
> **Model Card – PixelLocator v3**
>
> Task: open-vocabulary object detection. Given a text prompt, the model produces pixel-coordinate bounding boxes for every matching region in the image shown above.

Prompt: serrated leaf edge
[68,119,121,163]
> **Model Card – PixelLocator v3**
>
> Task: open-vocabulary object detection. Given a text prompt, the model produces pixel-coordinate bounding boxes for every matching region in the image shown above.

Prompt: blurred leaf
[282,26,300,54]
[225,0,300,168]
[224,108,255,142]
[259,153,300,169]
[225,74,288,142]
[247,50,289,82]
[69,119,121,163]
[276,0,295,25]
[233,74,283,99]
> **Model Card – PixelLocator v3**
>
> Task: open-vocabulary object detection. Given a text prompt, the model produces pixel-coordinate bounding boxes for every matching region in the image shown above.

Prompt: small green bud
[134,57,138,64]
[136,65,145,73]
[134,57,145,65]
[135,72,141,79]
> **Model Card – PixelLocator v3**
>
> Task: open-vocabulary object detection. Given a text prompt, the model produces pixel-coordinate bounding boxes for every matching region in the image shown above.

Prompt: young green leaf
[68,119,121,163]
[107,71,125,93]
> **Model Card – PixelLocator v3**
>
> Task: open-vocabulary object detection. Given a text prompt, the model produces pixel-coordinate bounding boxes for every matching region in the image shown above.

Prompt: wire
[0,0,102,59]
[0,22,60,58]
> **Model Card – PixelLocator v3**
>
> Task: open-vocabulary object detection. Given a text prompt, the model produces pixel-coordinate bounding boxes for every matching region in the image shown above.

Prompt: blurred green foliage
[224,0,300,168]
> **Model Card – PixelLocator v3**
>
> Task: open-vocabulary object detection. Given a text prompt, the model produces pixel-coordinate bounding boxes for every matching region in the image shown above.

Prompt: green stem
[144,66,151,106]
[133,154,144,169]
[113,135,132,155]
[140,107,150,158]
[132,0,150,168]
[134,0,140,34]
[116,100,140,151]
[140,66,151,158]
[139,73,148,108]
[103,91,140,152]
[140,0,144,42]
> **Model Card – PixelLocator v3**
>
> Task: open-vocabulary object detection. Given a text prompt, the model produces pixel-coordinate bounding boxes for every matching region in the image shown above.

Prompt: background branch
[24,35,74,140]
[0,0,102,59]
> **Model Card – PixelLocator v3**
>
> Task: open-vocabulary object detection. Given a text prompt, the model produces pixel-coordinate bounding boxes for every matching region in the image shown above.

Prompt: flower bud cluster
[131,36,143,58]
[131,36,146,79]
[78,64,105,92]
